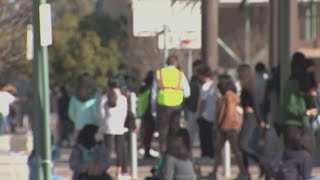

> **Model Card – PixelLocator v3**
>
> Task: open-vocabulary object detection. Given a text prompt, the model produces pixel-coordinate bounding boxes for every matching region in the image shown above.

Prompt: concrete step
[0,133,33,153]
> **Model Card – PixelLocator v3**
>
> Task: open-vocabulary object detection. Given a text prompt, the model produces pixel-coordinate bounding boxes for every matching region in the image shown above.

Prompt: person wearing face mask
[69,124,111,180]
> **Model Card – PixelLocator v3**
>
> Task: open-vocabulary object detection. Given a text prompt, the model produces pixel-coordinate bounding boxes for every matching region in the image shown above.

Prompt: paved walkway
[1,132,320,180]
[2,147,320,180]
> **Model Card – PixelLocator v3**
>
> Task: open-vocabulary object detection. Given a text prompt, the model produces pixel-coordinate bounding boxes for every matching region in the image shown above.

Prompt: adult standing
[58,85,72,146]
[196,66,218,160]
[151,55,190,154]
[98,79,129,179]
[252,62,269,159]
[254,62,268,120]
[184,60,202,151]
[68,73,100,139]
[212,74,249,179]
[237,64,266,173]
[138,71,156,159]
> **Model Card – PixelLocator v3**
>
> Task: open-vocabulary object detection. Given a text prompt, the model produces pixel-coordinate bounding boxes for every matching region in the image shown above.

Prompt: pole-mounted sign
[39,4,52,46]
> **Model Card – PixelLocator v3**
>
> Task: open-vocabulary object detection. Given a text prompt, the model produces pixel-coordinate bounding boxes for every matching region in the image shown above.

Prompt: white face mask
[263,73,269,80]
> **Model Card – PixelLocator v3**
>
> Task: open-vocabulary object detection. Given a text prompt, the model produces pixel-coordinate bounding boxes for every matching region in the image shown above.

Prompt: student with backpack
[69,124,110,180]
[212,74,249,179]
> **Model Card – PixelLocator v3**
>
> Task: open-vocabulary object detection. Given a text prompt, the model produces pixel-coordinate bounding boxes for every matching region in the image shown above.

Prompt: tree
[49,13,126,90]
[0,0,33,79]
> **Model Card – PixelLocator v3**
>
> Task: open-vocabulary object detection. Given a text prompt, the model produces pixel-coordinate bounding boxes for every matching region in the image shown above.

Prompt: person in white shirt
[196,66,218,160]
[98,79,129,179]
[0,84,18,134]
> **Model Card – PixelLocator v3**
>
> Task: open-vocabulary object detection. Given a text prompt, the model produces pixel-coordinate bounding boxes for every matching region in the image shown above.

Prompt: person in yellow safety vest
[151,55,190,154]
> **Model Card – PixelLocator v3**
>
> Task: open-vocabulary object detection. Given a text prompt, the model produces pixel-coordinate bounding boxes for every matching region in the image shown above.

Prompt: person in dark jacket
[160,129,196,180]
[58,85,73,146]
[184,60,202,150]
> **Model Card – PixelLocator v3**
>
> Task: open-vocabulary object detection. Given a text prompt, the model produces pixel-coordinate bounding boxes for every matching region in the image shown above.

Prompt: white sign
[26,24,34,60]
[132,0,201,36]
[158,31,201,49]
[39,4,52,46]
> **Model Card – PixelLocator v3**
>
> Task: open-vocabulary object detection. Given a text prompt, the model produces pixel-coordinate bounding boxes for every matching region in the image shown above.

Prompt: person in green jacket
[280,52,318,180]
[138,71,156,159]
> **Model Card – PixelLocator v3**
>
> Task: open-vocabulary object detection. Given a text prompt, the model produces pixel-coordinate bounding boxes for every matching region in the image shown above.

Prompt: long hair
[217,74,237,95]
[290,52,306,80]
[166,128,191,160]
[139,71,154,93]
[76,73,96,102]
[107,79,121,107]
[77,124,99,149]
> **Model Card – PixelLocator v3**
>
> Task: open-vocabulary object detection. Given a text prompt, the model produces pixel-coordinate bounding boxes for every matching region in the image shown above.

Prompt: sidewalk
[2,147,320,180]
[2,132,320,180]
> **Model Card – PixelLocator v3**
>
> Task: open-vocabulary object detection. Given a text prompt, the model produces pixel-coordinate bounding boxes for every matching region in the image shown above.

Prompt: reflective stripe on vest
[156,67,184,106]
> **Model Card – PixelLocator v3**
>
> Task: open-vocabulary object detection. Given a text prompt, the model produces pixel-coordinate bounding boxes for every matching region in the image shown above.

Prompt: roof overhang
[298,48,320,59]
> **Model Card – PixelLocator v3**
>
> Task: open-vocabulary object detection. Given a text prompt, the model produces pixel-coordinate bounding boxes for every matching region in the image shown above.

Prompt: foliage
[49,12,126,90]
[49,0,95,21]
[0,0,33,79]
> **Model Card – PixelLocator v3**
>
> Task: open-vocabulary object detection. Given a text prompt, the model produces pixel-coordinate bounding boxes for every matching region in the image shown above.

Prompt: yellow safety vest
[156,67,184,106]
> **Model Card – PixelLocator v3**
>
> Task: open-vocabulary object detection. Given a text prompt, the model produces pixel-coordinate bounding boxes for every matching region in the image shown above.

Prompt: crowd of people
[1,52,320,180]
[138,53,320,180]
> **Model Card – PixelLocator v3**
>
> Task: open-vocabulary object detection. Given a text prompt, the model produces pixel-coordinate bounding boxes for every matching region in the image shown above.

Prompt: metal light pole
[31,1,42,178]
[32,0,52,179]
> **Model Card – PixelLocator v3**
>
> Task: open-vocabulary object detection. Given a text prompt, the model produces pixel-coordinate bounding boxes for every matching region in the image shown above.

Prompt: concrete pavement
[2,132,320,180]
